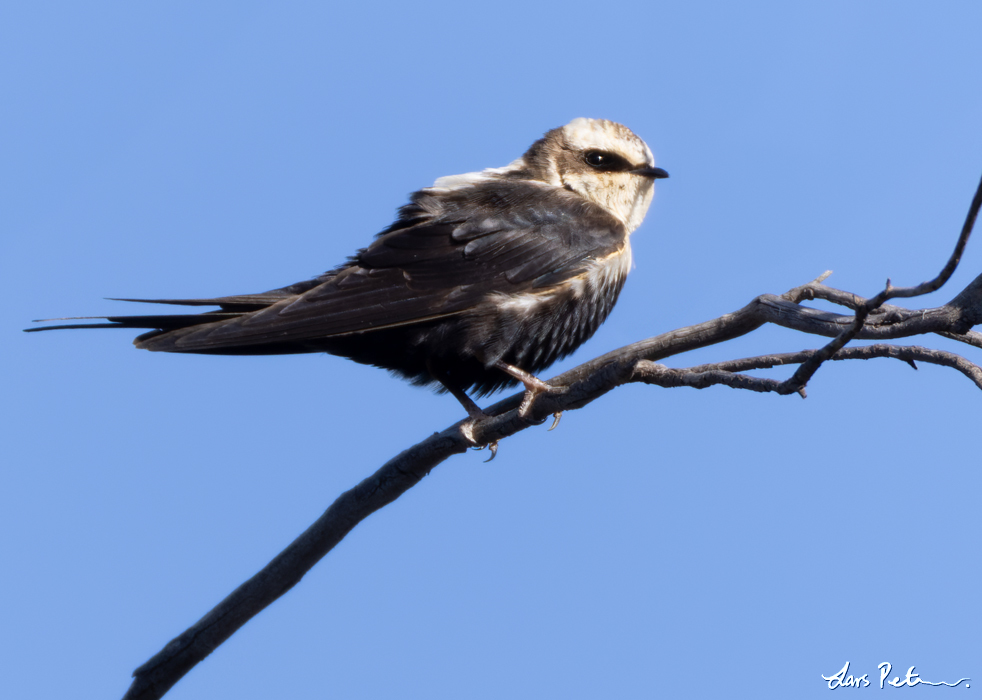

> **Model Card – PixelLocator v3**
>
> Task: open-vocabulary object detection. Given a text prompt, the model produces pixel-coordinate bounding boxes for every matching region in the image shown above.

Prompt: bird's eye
[583,150,629,171]
[585,151,610,167]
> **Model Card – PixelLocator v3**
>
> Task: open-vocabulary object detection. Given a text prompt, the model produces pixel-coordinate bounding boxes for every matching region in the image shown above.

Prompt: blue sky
[3,2,981,699]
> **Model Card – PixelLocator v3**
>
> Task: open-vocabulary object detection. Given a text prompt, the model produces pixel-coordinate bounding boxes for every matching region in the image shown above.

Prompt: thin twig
[634,345,982,393]
[776,170,982,395]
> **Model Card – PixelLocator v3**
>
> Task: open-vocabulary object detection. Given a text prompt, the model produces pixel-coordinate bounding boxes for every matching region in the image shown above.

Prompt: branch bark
[121,171,982,700]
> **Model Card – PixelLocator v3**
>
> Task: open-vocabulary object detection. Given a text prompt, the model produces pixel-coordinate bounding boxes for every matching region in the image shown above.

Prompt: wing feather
[137,181,627,352]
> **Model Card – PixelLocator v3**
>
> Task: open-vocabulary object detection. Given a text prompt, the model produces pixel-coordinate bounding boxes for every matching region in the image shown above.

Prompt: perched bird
[29,118,667,424]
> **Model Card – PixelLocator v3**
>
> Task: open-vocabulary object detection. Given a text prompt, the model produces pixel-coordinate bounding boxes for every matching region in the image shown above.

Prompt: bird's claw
[460,411,500,462]
[547,412,563,431]
[467,436,499,462]
[482,441,499,462]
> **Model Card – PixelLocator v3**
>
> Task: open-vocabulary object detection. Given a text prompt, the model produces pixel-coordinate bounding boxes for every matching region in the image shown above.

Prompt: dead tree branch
[121,171,982,700]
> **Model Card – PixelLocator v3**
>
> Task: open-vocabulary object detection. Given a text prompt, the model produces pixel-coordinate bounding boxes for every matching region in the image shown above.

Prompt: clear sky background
[3,2,981,699]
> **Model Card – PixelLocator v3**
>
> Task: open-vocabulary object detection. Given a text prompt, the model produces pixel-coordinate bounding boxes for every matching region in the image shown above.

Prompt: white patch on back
[429,157,527,191]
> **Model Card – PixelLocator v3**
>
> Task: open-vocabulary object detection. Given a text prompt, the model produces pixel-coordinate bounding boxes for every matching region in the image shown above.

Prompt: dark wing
[33,181,627,353]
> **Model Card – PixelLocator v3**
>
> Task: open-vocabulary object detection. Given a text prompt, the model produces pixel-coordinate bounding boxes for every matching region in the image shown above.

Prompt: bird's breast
[468,242,632,373]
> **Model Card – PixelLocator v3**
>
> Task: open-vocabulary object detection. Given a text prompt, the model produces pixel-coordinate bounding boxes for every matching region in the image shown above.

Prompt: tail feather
[106,294,288,310]
[25,279,332,354]
[26,291,282,333]
[25,312,244,333]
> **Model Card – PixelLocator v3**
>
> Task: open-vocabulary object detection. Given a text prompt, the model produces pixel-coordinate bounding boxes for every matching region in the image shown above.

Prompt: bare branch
[634,345,982,393]
[782,277,982,349]
[120,172,982,700]
[632,361,788,395]
[884,169,982,299]
[775,170,982,394]
[940,329,982,349]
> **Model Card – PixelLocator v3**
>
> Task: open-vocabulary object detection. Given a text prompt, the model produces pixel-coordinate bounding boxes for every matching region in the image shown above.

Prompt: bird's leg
[451,394,499,461]
[493,361,563,427]
[443,380,487,422]
[444,380,499,458]
[430,363,499,458]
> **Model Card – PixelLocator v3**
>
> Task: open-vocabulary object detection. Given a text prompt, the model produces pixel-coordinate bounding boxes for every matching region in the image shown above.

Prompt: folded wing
[31,181,627,355]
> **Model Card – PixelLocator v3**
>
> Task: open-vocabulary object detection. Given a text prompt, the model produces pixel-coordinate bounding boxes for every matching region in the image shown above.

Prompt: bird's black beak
[632,166,669,179]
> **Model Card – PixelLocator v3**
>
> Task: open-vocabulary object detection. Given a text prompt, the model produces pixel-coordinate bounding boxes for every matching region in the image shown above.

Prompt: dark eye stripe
[583,150,632,172]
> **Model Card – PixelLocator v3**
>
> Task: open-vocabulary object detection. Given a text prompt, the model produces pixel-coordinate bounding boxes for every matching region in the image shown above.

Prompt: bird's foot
[436,374,500,460]
[494,361,565,423]
[459,414,499,462]
[470,439,499,462]
[434,363,559,462]
[458,404,488,445]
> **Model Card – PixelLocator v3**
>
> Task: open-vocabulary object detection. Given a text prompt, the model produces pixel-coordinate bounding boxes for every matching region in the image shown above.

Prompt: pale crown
[429,118,661,233]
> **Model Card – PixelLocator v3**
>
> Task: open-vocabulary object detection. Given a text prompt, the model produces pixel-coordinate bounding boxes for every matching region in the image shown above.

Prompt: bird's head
[525,118,668,233]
